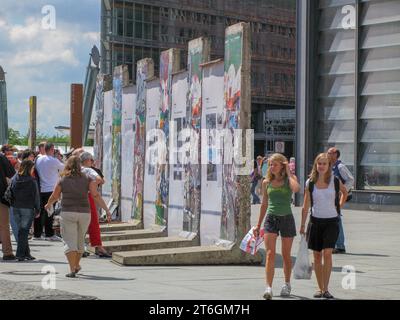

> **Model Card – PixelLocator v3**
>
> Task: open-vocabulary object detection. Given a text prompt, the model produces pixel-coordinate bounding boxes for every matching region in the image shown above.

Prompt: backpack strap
[334,176,341,216]
[308,180,314,216]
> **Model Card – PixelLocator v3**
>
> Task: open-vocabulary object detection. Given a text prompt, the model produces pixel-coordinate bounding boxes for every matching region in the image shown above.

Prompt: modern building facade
[100,0,296,159]
[296,0,400,211]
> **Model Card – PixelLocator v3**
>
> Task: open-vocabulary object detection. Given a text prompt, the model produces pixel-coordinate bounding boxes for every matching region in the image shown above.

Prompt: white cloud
[1,1,100,136]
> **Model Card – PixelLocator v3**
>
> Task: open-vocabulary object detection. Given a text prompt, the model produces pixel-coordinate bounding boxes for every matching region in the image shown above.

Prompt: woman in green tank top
[254,153,300,300]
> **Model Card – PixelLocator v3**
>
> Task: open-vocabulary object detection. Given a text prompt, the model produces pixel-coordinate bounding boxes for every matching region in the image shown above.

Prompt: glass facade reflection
[312,0,400,192]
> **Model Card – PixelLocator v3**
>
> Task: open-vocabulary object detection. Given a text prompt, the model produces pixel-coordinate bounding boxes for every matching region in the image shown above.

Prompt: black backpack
[308,176,341,216]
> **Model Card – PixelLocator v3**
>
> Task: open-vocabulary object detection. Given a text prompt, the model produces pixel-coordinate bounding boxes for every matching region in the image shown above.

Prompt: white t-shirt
[81,167,99,181]
[306,176,338,219]
[35,155,65,193]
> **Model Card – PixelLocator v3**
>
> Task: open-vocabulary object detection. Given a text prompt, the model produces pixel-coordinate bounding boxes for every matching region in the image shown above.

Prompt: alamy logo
[41,5,56,30]
[41,265,56,290]
[342,265,356,290]
[341,5,356,30]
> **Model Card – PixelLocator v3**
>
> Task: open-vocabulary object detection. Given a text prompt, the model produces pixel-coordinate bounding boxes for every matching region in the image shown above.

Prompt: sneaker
[333,248,346,254]
[263,287,273,300]
[323,291,334,299]
[313,290,323,298]
[280,283,292,297]
[2,254,16,261]
[45,235,62,242]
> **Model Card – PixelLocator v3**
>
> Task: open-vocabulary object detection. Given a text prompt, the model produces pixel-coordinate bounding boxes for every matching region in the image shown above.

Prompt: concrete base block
[112,245,263,266]
[100,228,167,242]
[99,219,142,233]
[90,233,198,253]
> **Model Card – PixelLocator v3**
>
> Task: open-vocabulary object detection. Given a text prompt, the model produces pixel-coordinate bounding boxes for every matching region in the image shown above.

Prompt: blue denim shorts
[264,214,297,238]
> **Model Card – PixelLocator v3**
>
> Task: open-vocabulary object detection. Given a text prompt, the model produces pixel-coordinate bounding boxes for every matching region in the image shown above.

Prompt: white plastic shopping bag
[293,235,312,279]
[240,227,265,255]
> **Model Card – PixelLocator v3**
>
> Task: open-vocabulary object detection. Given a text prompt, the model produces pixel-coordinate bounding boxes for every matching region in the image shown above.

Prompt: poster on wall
[102,90,113,205]
[132,59,154,221]
[200,61,224,246]
[168,71,188,237]
[182,38,210,236]
[120,85,136,222]
[221,25,244,243]
[143,79,161,229]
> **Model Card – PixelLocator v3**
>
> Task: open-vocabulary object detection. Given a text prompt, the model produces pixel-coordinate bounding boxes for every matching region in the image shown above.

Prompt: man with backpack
[327,147,354,254]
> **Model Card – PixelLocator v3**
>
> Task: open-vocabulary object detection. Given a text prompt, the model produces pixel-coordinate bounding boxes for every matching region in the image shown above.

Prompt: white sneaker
[45,235,62,242]
[263,287,273,300]
[280,283,292,297]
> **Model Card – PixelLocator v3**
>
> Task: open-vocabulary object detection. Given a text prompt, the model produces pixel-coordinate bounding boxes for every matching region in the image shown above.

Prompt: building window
[135,22,143,39]
[135,4,143,21]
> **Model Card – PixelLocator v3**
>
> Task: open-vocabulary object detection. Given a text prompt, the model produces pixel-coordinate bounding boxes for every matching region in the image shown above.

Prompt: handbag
[1,183,13,207]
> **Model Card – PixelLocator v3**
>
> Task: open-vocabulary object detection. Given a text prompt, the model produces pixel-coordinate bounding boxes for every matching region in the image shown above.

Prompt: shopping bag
[293,235,312,279]
[239,227,265,255]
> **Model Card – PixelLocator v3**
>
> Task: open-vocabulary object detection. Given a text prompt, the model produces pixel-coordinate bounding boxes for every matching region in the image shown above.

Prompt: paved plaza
[0,206,399,300]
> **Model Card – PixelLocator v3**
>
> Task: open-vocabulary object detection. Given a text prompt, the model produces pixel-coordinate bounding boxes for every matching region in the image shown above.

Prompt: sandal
[313,290,323,298]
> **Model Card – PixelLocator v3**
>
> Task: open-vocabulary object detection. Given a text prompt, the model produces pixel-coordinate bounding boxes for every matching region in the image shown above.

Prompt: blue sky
[0,0,100,136]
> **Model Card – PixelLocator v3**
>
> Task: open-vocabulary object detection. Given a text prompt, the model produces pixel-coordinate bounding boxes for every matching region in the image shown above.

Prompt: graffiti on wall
[111,66,124,208]
[102,91,113,203]
[93,74,104,171]
[155,50,179,226]
[183,38,210,234]
[132,59,154,221]
[221,28,244,242]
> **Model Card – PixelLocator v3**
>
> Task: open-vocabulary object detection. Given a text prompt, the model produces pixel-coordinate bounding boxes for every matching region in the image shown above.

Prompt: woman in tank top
[45,156,106,278]
[300,153,347,299]
[254,153,300,300]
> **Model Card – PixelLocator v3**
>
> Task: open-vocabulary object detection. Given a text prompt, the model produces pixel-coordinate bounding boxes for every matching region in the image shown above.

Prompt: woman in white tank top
[300,153,347,299]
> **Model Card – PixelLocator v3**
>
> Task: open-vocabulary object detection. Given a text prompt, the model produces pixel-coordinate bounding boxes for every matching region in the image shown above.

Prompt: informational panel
[200,61,224,246]
[120,85,136,222]
[102,90,113,205]
[143,79,161,229]
[168,71,188,237]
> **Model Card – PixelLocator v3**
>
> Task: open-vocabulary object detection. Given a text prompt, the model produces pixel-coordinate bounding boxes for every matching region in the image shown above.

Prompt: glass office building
[296,0,400,211]
[101,0,296,159]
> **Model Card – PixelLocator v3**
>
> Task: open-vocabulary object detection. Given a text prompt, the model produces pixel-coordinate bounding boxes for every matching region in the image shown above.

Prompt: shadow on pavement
[343,253,389,258]
[75,274,136,281]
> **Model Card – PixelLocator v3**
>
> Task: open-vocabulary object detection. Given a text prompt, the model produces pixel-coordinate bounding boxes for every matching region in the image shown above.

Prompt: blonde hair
[309,153,332,184]
[265,153,288,183]
[60,156,82,177]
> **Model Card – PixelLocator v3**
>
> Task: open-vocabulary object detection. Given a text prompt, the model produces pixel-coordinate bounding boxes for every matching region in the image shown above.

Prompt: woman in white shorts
[45,156,106,278]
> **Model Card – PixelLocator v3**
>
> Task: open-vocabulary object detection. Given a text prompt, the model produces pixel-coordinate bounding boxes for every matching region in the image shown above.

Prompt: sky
[0,0,100,136]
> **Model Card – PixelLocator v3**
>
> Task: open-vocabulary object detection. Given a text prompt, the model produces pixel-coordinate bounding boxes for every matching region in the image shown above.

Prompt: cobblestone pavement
[0,279,98,300]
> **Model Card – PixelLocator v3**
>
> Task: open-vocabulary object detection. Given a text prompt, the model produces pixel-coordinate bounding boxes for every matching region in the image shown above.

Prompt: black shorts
[307,216,339,252]
[264,214,296,238]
